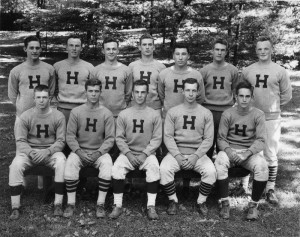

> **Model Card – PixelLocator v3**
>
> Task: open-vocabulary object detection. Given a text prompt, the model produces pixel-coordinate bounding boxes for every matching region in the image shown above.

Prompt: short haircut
[139,34,154,45]
[34,84,49,94]
[236,80,254,96]
[212,38,228,51]
[102,37,119,48]
[173,43,190,54]
[256,35,273,47]
[24,36,41,48]
[133,79,149,93]
[183,78,199,90]
[67,35,83,46]
[85,78,102,91]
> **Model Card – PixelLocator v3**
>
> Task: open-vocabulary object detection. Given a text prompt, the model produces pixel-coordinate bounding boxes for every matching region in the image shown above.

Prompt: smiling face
[212,43,227,63]
[102,42,119,62]
[236,88,253,110]
[173,48,189,68]
[139,38,155,57]
[24,41,41,61]
[34,90,50,110]
[67,38,82,59]
[183,82,198,104]
[256,40,273,63]
[132,85,148,106]
[86,85,101,104]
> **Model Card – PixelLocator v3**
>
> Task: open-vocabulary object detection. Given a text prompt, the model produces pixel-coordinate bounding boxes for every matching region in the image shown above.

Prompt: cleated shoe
[63,204,75,218]
[246,202,259,220]
[266,189,278,205]
[196,202,208,216]
[219,200,230,219]
[53,204,63,217]
[147,206,159,220]
[167,200,178,215]
[9,208,20,220]
[109,205,123,219]
[96,204,106,218]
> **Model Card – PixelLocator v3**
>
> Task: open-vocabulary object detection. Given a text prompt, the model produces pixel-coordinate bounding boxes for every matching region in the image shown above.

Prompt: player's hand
[182,154,198,170]
[225,148,238,161]
[30,149,50,164]
[235,151,252,165]
[136,153,147,165]
[126,152,140,168]
[76,149,94,166]
[174,154,186,168]
[89,151,102,161]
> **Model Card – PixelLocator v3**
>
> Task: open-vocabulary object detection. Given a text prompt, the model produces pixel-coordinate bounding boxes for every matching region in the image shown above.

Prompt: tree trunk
[233,3,243,66]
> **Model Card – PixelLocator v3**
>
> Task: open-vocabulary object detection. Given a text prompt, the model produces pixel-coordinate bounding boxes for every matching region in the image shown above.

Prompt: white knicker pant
[264,119,281,166]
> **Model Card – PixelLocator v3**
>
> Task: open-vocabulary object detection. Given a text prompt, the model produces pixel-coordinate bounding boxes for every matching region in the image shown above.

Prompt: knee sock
[65,179,79,205]
[163,181,178,202]
[252,180,267,202]
[147,181,158,207]
[97,178,111,205]
[112,179,125,207]
[217,178,229,199]
[198,182,213,204]
[54,182,64,205]
[10,185,22,209]
[266,166,277,191]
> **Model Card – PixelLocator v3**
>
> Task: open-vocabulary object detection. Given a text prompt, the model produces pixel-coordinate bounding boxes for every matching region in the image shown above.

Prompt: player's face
[256,41,273,62]
[212,43,227,62]
[86,85,101,104]
[236,88,252,109]
[67,38,82,58]
[173,48,189,67]
[139,38,155,57]
[24,41,41,61]
[132,85,147,105]
[103,42,119,62]
[183,83,198,104]
[34,91,50,110]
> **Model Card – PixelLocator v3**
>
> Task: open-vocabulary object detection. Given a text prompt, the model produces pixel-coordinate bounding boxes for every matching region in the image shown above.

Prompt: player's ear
[24,46,27,53]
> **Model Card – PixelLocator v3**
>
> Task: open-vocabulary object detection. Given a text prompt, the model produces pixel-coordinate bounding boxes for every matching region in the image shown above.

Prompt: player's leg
[207,110,222,159]
[160,153,181,215]
[8,153,33,220]
[94,153,113,218]
[139,155,160,220]
[63,152,83,218]
[109,154,135,219]
[193,155,217,215]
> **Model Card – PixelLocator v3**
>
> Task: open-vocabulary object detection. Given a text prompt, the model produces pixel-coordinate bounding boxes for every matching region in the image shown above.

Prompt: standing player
[63,79,115,218]
[109,80,162,220]
[158,44,205,118]
[54,35,94,122]
[9,85,66,220]
[215,80,268,220]
[241,36,292,204]
[129,34,166,115]
[160,78,216,216]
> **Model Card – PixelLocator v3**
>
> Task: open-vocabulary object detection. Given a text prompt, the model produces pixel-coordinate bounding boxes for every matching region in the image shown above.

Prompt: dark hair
[183,78,199,90]
[34,84,49,94]
[102,37,119,48]
[212,38,228,51]
[256,35,273,47]
[133,80,149,92]
[67,35,83,46]
[173,43,190,54]
[24,36,41,48]
[85,78,102,91]
[236,80,254,96]
[139,34,154,45]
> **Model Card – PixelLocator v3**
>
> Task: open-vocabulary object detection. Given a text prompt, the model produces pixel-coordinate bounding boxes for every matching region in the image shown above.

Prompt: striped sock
[198,182,213,203]
[163,181,178,202]
[266,166,278,191]
[65,179,79,205]
[97,178,111,205]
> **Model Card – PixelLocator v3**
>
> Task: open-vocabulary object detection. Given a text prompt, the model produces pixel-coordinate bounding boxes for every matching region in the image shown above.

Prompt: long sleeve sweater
[200,63,239,111]
[66,104,115,154]
[54,59,94,109]
[164,104,214,158]
[16,108,66,155]
[217,107,266,154]
[8,61,55,116]
[158,66,205,118]
[128,59,166,109]
[116,106,162,156]
[92,63,133,116]
[241,62,292,120]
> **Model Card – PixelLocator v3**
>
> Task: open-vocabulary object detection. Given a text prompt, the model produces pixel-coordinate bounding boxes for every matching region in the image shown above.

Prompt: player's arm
[196,74,205,104]
[157,73,165,106]
[97,112,115,156]
[124,68,133,106]
[8,69,19,106]
[66,110,81,153]
[47,113,66,155]
[15,116,34,156]
[279,69,292,105]
[48,66,56,100]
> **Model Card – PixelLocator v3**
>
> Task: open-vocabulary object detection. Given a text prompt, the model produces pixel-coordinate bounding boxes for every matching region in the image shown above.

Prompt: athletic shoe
[53,204,63,217]
[246,202,259,220]
[9,208,20,220]
[96,204,106,218]
[167,200,178,215]
[147,206,159,220]
[63,204,75,218]
[196,202,208,216]
[109,205,123,219]
[219,200,230,219]
[266,189,278,204]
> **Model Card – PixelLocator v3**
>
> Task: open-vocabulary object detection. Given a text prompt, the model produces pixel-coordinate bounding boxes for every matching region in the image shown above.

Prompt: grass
[0,32,300,237]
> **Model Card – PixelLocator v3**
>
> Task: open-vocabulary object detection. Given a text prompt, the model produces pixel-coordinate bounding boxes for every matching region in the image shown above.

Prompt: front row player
[63,79,115,218]
[160,78,217,216]
[109,80,162,220]
[215,80,268,220]
[9,85,66,220]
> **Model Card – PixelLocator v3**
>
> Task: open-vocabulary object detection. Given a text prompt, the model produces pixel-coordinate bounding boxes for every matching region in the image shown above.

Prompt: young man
[92,37,132,117]
[109,80,162,220]
[158,44,205,118]
[160,78,216,216]
[8,85,66,220]
[63,79,115,218]
[129,34,166,115]
[54,35,94,122]
[241,35,292,204]
[215,80,268,220]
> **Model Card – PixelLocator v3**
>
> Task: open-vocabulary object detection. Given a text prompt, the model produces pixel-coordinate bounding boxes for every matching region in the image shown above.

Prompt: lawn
[0,32,299,237]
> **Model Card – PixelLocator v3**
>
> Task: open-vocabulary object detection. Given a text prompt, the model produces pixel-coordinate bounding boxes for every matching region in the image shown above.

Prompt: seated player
[160,78,216,216]
[63,79,115,218]
[9,85,66,220]
[109,80,162,220]
[215,80,268,220]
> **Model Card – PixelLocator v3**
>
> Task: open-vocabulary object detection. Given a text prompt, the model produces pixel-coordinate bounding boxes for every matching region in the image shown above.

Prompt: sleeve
[196,74,205,104]
[66,110,81,152]
[217,112,231,151]
[88,63,95,80]
[98,113,115,154]
[48,66,56,99]
[16,116,33,155]
[231,67,240,94]
[142,114,162,156]
[47,113,66,154]
[8,69,19,106]
[279,69,292,105]
[124,68,133,104]
[116,114,131,155]
[163,111,181,157]
[157,73,165,105]
[247,112,265,155]
[53,63,59,98]
[194,111,214,158]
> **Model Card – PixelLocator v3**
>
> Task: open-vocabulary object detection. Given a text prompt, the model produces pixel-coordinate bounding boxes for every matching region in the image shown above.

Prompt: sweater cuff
[142,149,151,157]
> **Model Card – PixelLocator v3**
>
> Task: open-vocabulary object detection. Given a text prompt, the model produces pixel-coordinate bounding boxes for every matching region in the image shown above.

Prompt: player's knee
[111,165,125,180]
[253,159,269,181]
[9,157,25,172]
[101,154,113,167]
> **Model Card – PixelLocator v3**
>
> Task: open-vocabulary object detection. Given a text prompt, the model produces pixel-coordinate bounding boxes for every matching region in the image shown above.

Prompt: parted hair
[212,38,229,51]
[85,78,102,91]
[236,80,254,96]
[102,37,119,48]
[183,78,200,90]
[256,35,273,47]
[34,85,49,94]
[24,36,41,48]
[139,34,154,45]
[133,79,149,92]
